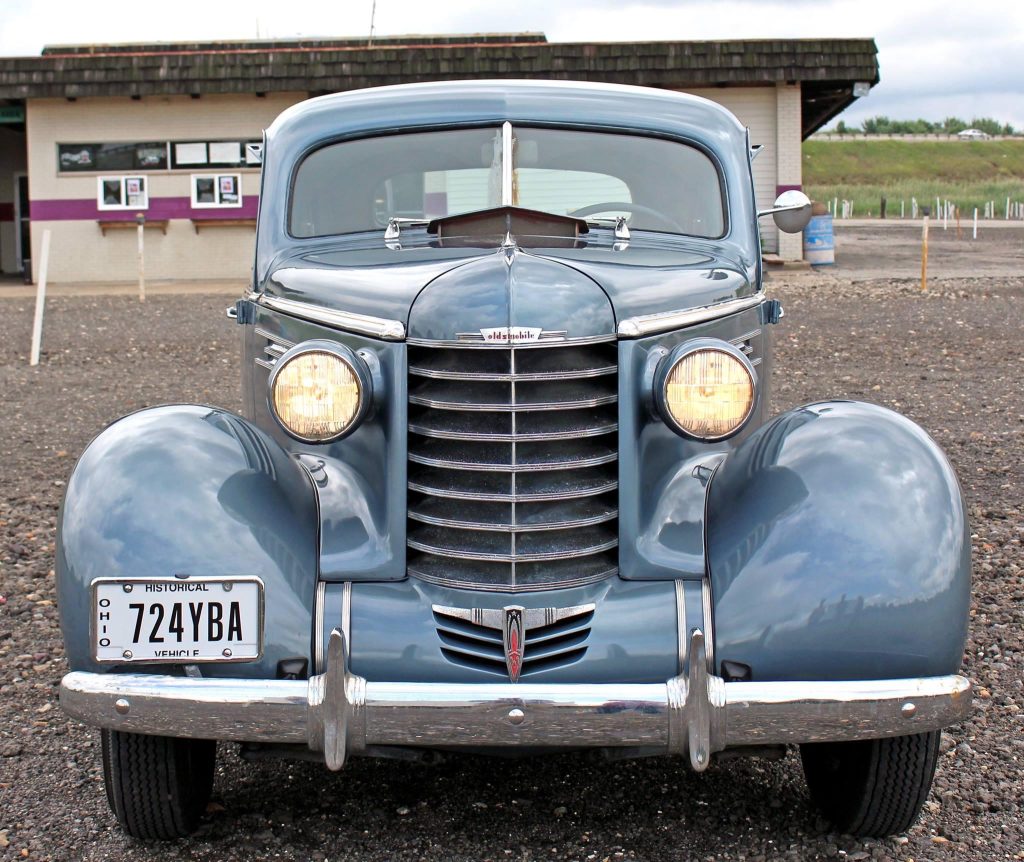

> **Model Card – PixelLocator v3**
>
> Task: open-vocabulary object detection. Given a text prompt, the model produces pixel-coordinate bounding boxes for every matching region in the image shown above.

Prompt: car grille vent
[432,603,594,677]
[254,328,293,371]
[407,338,619,591]
[730,328,762,366]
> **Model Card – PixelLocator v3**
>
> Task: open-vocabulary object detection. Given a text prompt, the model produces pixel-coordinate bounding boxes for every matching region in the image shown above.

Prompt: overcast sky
[1,0,1021,128]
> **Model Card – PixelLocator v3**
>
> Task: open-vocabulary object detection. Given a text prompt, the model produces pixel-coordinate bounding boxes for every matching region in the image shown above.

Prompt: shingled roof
[0,34,879,138]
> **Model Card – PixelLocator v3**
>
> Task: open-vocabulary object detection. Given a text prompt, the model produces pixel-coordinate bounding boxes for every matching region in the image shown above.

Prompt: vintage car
[57,81,971,840]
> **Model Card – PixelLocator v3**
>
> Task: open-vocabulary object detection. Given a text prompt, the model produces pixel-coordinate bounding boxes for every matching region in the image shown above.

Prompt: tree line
[831,116,1016,135]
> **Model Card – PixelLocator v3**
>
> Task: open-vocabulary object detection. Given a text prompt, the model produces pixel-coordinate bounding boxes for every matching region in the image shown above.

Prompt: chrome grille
[407,339,619,591]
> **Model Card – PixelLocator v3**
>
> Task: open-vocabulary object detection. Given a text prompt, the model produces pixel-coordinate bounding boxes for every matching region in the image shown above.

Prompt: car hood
[263,235,756,338]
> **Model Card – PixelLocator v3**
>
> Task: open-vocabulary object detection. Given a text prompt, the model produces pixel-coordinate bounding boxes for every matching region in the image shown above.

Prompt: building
[0,34,878,283]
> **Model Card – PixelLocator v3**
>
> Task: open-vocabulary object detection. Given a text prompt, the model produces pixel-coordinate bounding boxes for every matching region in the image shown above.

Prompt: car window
[290,126,725,239]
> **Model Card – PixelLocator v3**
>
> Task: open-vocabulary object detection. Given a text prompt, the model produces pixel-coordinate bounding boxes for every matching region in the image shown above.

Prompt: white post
[973,208,978,239]
[901,199,905,219]
[943,202,947,230]
[834,197,838,219]
[29,229,52,367]
[1007,197,1011,220]
[137,218,145,302]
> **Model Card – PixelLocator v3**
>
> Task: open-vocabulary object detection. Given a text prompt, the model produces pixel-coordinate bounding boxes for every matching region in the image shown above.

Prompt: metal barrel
[803,214,835,266]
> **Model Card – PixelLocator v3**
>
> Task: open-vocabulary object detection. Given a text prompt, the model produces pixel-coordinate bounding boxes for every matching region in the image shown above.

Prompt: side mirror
[758,190,812,234]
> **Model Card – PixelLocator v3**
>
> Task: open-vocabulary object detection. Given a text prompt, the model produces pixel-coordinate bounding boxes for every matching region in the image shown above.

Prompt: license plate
[92,577,263,663]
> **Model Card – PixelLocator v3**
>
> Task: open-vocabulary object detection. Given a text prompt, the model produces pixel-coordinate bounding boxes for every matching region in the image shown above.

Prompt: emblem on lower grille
[502,606,524,682]
[432,603,596,682]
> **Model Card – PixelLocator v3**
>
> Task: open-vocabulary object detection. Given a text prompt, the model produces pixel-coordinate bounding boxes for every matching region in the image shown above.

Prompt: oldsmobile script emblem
[479,326,542,343]
[431,603,596,682]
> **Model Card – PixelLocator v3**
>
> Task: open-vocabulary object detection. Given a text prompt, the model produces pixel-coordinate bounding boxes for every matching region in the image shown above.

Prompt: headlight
[269,341,370,442]
[656,340,755,440]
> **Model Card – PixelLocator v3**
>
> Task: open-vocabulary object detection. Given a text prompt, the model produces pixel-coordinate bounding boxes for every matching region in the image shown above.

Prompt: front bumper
[60,629,971,772]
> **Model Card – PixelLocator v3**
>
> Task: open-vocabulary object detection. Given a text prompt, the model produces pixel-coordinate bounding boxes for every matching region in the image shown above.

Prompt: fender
[706,401,970,682]
[57,405,318,678]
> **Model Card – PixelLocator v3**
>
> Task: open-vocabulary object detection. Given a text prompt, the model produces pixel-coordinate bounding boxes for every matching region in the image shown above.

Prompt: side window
[96,176,148,210]
[190,173,242,208]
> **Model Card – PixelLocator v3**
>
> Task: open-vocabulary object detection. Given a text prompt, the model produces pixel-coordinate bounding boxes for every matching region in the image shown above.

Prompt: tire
[800,731,941,837]
[101,729,216,839]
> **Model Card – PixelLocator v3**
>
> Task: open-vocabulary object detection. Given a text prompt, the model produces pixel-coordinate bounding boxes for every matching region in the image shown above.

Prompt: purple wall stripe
[30,196,259,221]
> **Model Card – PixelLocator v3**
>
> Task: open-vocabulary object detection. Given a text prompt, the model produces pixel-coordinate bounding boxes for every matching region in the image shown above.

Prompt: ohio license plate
[92,577,263,663]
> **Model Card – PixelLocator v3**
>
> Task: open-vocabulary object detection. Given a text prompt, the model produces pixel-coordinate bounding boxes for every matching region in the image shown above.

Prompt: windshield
[290,125,725,239]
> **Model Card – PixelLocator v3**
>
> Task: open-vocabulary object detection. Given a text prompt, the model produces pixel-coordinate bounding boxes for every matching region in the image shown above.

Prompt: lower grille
[407,340,619,591]
[433,603,594,677]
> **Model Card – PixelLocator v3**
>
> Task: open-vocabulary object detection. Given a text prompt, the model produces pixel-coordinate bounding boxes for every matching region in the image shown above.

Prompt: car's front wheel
[101,729,216,839]
[800,731,941,837]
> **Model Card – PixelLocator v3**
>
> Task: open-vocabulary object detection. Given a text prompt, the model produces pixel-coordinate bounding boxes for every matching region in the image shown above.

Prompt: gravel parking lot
[1,229,1021,861]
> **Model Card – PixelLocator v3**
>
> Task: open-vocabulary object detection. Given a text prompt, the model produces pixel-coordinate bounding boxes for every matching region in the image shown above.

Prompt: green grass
[802,140,1024,217]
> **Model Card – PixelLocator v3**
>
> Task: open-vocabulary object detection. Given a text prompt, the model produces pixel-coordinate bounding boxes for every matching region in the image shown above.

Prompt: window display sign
[191,173,243,208]
[97,176,148,210]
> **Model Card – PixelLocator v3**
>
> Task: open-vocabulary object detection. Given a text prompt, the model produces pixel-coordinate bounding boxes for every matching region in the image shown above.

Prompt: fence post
[136,213,146,303]
[973,208,978,239]
[920,211,929,293]
[29,229,51,367]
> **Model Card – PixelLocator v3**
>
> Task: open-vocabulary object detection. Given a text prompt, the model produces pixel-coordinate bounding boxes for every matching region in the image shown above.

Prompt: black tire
[800,731,941,837]
[101,729,216,839]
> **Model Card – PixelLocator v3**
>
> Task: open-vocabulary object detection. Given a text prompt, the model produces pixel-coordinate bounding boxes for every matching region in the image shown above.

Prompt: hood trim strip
[618,294,764,339]
[257,294,406,341]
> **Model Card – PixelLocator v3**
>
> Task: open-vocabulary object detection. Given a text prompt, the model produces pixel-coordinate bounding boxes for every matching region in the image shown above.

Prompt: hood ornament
[502,606,525,682]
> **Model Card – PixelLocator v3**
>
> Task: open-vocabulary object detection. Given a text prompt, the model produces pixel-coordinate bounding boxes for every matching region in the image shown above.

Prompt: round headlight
[657,341,755,440]
[270,343,369,442]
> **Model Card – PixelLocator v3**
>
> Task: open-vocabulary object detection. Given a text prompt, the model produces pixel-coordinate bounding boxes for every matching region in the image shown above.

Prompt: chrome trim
[407,422,617,443]
[407,478,618,503]
[257,294,406,341]
[408,393,617,412]
[408,508,617,533]
[675,580,687,676]
[255,328,295,350]
[433,603,595,631]
[408,364,617,382]
[313,580,326,674]
[408,451,617,473]
[254,358,276,371]
[408,334,615,349]
[408,567,615,593]
[501,121,513,206]
[341,581,352,659]
[408,537,617,563]
[60,629,973,769]
[701,576,715,672]
[618,294,764,338]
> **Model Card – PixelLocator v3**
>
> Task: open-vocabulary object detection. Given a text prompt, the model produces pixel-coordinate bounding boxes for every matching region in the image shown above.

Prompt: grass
[802,140,1024,217]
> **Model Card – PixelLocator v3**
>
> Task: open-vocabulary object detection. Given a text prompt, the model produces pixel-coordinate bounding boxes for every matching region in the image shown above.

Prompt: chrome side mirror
[758,190,812,234]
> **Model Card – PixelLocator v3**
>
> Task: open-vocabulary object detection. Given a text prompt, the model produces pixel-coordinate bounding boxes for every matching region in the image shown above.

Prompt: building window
[173,141,262,170]
[61,143,168,173]
[97,176,149,210]
[191,173,242,208]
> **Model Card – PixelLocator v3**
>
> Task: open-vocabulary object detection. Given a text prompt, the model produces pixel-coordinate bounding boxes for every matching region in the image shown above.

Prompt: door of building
[14,173,29,277]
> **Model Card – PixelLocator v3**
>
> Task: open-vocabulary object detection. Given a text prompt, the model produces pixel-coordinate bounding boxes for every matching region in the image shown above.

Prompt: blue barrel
[803,214,835,265]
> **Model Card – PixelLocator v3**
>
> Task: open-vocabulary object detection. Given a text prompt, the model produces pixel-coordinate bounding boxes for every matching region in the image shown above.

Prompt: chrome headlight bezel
[654,338,757,441]
[268,339,372,444]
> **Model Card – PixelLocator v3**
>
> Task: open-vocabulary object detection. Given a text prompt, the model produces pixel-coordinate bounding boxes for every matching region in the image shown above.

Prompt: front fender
[706,401,970,681]
[57,405,318,677]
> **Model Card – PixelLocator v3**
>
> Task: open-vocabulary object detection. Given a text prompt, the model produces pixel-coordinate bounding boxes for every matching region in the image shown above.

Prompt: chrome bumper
[60,629,971,771]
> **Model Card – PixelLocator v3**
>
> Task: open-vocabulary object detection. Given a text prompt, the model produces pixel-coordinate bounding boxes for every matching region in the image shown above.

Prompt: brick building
[0,34,878,283]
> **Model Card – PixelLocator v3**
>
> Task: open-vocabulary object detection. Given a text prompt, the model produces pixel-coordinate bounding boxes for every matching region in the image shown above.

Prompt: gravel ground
[0,259,1021,860]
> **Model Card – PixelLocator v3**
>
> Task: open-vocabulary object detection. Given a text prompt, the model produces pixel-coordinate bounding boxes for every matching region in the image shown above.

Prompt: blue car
[57,80,971,839]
